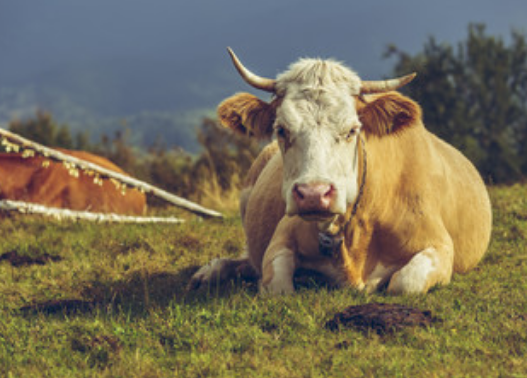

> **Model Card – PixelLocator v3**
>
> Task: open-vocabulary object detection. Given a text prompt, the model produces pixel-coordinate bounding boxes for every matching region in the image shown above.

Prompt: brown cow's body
[0,149,146,215]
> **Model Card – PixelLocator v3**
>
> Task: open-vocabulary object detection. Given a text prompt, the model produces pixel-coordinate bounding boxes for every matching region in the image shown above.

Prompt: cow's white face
[220,50,415,220]
[273,59,363,219]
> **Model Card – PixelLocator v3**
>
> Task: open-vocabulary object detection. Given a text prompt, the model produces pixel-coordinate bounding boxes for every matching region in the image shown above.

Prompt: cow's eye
[345,125,361,141]
[275,125,288,139]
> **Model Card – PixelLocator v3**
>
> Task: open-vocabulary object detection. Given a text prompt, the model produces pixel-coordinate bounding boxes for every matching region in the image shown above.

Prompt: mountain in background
[0,56,234,152]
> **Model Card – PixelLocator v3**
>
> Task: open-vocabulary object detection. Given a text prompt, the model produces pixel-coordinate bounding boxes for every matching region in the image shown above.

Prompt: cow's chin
[296,211,337,222]
[286,203,346,222]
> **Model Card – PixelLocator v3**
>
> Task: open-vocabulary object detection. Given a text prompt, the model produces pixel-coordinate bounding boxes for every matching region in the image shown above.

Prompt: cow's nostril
[293,184,306,200]
[322,185,335,199]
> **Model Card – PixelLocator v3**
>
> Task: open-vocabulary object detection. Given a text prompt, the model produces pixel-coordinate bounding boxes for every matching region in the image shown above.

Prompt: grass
[0,185,526,377]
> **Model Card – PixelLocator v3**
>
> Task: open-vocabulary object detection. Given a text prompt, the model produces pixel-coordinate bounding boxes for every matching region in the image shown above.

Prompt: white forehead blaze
[275,58,362,96]
[274,58,362,135]
[272,58,363,216]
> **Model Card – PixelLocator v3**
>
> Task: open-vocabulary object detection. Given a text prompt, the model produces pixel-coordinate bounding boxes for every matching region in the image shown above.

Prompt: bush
[386,24,527,183]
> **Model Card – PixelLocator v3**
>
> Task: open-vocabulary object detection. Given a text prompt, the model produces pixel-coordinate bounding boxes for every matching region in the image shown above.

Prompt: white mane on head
[274,58,361,96]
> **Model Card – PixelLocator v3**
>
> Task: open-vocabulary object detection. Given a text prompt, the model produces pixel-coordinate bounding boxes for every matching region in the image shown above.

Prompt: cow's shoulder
[244,142,280,188]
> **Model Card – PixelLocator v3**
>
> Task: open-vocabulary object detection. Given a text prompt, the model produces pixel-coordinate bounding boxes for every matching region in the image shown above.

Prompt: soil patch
[325,302,438,334]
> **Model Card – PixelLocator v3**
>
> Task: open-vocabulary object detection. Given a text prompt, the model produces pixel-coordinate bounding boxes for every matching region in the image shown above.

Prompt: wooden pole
[0,200,186,224]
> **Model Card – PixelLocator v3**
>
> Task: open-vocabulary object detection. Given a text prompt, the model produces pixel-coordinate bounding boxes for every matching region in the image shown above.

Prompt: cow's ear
[357,92,422,137]
[217,93,275,139]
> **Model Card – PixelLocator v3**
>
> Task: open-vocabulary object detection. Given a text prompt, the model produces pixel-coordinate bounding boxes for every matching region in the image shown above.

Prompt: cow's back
[58,150,147,215]
[0,150,146,215]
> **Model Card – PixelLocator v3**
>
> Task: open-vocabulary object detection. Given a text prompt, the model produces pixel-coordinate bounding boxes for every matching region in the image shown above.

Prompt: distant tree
[191,117,261,201]
[386,24,527,183]
[7,110,92,152]
[75,132,92,152]
[99,129,141,177]
[146,146,194,199]
[135,117,261,206]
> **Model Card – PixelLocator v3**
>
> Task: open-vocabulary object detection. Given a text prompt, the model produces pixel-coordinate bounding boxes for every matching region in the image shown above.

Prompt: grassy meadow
[0,184,526,377]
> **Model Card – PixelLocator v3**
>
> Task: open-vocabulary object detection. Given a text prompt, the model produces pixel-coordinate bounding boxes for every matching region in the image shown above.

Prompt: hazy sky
[2,0,525,84]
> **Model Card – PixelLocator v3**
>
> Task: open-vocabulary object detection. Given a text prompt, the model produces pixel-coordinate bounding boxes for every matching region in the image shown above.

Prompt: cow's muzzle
[292,182,337,218]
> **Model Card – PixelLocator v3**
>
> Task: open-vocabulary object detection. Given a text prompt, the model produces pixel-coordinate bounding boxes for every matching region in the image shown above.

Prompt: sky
[0,0,525,144]
[2,1,525,81]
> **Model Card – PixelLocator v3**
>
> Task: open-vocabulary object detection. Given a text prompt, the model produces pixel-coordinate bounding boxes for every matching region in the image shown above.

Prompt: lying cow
[0,149,146,215]
[190,49,492,294]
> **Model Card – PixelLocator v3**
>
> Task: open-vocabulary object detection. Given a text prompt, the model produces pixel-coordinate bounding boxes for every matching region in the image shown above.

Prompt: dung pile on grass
[325,303,438,334]
[0,250,63,267]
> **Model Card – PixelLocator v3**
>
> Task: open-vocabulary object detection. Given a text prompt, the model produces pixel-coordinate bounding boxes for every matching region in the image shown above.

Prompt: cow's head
[219,48,416,221]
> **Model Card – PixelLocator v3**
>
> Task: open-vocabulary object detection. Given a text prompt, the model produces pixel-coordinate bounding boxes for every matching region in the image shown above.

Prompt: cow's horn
[360,73,417,94]
[227,47,276,93]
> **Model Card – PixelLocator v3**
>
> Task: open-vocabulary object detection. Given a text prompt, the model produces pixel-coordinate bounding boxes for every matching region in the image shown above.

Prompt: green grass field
[1,185,526,378]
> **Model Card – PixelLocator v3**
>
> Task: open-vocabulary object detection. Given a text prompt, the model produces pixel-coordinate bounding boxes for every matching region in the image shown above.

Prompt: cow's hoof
[259,279,295,295]
[187,258,229,291]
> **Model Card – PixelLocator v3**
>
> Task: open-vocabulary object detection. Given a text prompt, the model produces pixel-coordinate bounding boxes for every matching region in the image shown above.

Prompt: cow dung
[19,299,97,315]
[325,303,438,335]
[0,250,63,267]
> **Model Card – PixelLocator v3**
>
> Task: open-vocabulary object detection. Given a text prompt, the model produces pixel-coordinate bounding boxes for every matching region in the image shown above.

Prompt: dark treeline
[386,24,527,183]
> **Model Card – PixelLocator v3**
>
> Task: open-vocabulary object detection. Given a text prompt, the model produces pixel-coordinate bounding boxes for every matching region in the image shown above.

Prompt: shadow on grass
[18,265,255,316]
[18,266,335,317]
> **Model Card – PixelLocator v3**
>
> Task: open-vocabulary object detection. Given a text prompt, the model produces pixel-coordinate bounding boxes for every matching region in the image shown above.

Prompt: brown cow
[0,149,146,215]
[189,49,492,295]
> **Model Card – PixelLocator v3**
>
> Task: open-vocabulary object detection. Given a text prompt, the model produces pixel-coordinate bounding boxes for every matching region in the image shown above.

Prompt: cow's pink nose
[292,183,336,213]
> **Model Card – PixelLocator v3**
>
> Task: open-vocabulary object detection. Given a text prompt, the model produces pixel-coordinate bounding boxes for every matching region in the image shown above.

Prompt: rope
[318,134,367,257]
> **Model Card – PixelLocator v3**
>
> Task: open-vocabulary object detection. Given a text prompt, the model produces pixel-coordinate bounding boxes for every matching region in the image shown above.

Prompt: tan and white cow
[189,49,492,295]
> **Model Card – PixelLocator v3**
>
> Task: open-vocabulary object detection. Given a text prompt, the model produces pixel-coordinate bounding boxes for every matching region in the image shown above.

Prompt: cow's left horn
[360,73,417,94]
[227,47,276,93]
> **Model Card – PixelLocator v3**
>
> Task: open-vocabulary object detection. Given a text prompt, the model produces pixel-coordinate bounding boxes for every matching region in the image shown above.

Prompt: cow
[189,48,492,295]
[0,149,147,215]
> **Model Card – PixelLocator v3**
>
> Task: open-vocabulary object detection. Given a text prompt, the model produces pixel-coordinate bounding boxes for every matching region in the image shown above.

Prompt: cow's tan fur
[190,59,491,295]
[233,92,491,293]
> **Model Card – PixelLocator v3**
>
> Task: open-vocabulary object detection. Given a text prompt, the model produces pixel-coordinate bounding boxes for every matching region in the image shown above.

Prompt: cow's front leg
[259,217,299,295]
[261,247,296,294]
[387,244,454,294]
[188,256,257,290]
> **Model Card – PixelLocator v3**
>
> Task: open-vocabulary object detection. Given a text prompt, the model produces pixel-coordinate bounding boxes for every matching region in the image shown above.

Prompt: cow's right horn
[227,47,276,93]
[360,73,417,94]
